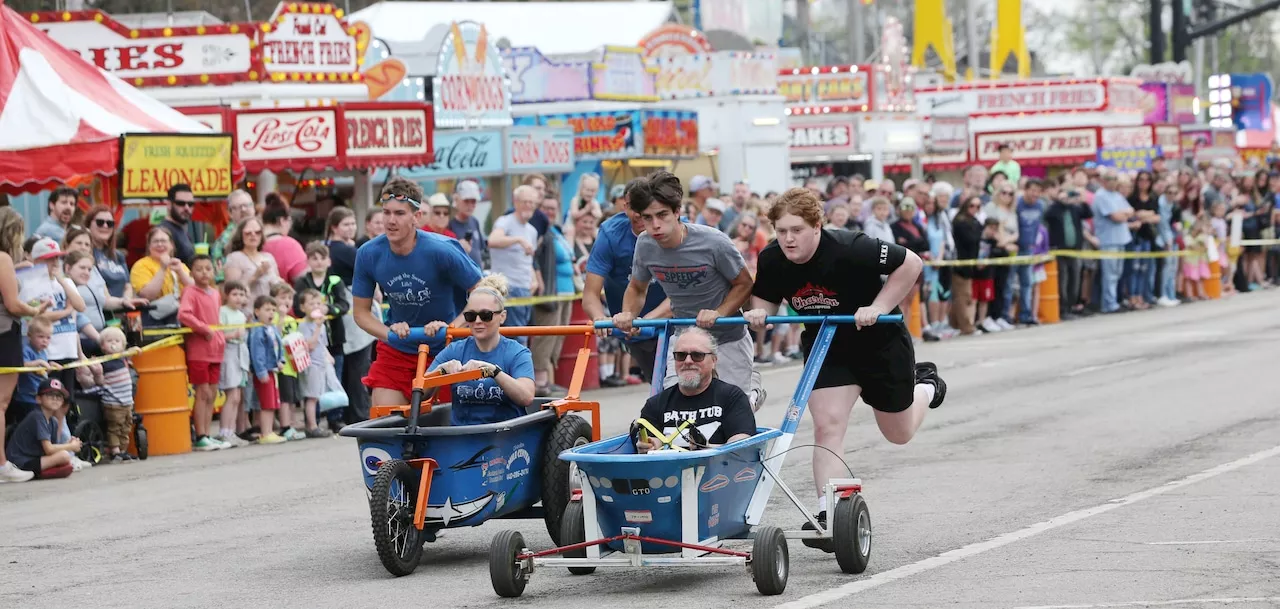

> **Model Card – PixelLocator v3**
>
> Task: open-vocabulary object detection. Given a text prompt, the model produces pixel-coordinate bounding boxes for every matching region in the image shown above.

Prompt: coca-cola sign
[410,129,505,179]
[235,109,339,163]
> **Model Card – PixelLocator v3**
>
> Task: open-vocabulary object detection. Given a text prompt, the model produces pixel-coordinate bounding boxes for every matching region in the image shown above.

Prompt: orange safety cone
[1038,258,1060,324]
[908,288,923,339]
[1205,257,1222,299]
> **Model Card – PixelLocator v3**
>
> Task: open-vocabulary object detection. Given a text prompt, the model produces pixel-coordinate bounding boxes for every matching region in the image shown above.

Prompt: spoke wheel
[370,459,423,576]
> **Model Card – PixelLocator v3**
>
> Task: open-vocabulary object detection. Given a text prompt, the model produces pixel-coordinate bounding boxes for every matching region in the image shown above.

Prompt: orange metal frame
[373,326,605,530]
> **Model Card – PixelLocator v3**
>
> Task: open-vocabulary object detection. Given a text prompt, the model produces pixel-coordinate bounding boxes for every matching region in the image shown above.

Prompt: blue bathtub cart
[488,315,897,597]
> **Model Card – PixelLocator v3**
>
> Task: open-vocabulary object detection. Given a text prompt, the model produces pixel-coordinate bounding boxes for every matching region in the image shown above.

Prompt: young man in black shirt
[744,187,947,531]
[636,328,756,451]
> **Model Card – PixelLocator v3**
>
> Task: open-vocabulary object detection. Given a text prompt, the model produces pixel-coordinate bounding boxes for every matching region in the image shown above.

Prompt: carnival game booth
[640,24,790,195]
[913,77,1148,181]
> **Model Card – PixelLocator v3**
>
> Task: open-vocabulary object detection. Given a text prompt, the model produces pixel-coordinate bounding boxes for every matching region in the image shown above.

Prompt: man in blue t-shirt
[582,178,671,385]
[353,178,485,408]
[1013,179,1047,325]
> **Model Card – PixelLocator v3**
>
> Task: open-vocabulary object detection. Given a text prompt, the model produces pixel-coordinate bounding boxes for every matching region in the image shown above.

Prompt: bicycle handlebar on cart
[404,325,657,343]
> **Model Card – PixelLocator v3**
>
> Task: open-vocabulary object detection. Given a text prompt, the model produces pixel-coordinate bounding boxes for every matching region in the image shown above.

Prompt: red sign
[1101,126,1155,149]
[641,112,699,157]
[638,24,713,58]
[1154,125,1181,158]
[234,108,340,172]
[342,104,433,169]
[975,128,1099,164]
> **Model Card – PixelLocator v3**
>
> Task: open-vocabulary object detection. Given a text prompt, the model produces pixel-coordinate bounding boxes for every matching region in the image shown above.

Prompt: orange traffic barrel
[556,300,599,391]
[907,289,923,339]
[1038,258,1060,324]
[132,342,192,456]
[1205,256,1223,299]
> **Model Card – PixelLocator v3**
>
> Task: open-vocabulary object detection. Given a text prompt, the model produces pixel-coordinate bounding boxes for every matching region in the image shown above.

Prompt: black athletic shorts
[811,332,917,413]
[278,374,301,405]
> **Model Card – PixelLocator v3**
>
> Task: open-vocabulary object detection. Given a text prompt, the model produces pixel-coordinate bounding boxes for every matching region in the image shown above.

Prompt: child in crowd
[12,317,60,427]
[296,289,336,438]
[178,255,229,451]
[270,282,304,441]
[4,379,78,480]
[1029,224,1050,323]
[1209,201,1234,295]
[24,238,86,395]
[65,251,104,352]
[97,327,140,463]
[293,242,350,430]
[218,281,251,446]
[247,296,286,445]
[974,218,1007,330]
[1183,215,1213,301]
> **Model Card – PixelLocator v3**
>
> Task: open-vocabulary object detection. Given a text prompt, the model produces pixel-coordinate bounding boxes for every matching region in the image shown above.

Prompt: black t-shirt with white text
[639,378,756,447]
[753,229,910,354]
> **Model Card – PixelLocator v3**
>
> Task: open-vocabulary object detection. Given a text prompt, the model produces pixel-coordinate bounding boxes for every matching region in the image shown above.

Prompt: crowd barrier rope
[0,334,184,374]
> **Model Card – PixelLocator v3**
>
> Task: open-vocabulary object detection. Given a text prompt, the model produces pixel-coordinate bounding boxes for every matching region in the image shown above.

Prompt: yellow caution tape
[924,248,1195,267]
[378,292,583,311]
[0,334,185,374]
[1239,238,1280,247]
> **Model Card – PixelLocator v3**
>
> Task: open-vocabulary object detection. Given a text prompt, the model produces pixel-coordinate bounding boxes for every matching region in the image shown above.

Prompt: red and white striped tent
[0,0,215,194]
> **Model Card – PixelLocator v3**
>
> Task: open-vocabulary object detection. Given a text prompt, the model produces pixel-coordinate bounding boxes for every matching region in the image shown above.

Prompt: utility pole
[796,0,812,64]
[1150,0,1165,63]
[848,0,866,63]
[1171,0,1189,62]
[965,0,979,78]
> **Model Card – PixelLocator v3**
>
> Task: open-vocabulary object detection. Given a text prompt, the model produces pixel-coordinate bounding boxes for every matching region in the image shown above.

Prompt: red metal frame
[517,532,752,561]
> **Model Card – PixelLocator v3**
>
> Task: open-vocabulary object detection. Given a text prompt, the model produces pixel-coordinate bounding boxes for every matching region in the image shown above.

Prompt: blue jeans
[1100,246,1126,312]
[505,286,532,346]
[1014,252,1036,322]
[1125,240,1155,303]
[992,266,1012,321]
[1160,253,1178,301]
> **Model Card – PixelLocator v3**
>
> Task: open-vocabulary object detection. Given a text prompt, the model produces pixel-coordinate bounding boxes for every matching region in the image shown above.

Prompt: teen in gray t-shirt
[632,222,748,343]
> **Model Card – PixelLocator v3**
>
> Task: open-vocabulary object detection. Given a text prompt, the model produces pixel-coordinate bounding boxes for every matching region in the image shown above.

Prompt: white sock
[817,495,828,513]
[600,364,615,378]
[916,383,936,405]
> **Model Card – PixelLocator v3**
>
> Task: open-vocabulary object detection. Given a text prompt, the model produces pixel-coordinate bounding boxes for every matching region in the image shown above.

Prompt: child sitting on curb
[5,378,79,480]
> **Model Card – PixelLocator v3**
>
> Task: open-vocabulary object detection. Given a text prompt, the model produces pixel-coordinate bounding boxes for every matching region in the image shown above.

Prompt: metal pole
[796,0,812,64]
[849,0,866,63]
[1150,0,1165,63]
[965,0,980,77]
[1194,37,1206,123]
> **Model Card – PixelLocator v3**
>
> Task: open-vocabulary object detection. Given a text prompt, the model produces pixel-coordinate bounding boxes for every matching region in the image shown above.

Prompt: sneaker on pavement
[624,375,643,386]
[305,427,332,439]
[996,318,1016,331]
[771,352,790,365]
[111,452,128,464]
[0,461,34,483]
[801,511,834,552]
[282,428,307,441]
[70,456,91,472]
[258,433,287,445]
[915,362,947,409]
[193,436,223,451]
[980,318,1002,333]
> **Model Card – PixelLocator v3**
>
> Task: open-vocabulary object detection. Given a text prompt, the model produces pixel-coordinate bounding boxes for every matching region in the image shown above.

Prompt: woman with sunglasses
[428,275,535,426]
[85,205,147,313]
[353,178,483,410]
[223,217,282,311]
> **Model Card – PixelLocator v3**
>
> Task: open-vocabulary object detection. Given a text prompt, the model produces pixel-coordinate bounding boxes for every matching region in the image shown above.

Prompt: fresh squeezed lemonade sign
[120,134,233,198]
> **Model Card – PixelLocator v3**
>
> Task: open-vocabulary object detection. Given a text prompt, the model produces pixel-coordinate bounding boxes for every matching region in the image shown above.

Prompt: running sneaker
[305,427,332,439]
[996,318,1016,331]
[624,375,643,386]
[801,511,834,552]
[193,436,223,451]
[915,362,947,409]
[0,461,34,483]
[258,433,287,445]
[771,352,790,365]
[70,456,93,472]
[980,318,1002,333]
[282,428,307,441]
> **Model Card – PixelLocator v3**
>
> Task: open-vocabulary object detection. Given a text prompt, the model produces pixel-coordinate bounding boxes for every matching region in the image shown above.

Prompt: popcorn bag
[282,332,312,373]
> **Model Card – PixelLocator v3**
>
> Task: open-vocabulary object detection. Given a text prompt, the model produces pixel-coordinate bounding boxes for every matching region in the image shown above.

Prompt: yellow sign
[120,134,234,199]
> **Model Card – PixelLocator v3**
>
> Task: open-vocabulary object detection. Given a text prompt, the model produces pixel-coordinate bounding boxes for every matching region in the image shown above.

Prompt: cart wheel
[559,501,596,575]
[370,459,423,576]
[541,414,592,544]
[832,494,871,574]
[134,425,149,461]
[489,530,529,598]
[752,526,789,595]
[73,421,104,464]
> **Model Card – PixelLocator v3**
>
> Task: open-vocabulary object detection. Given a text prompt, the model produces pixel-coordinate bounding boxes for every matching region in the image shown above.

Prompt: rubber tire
[134,426,149,461]
[540,414,592,544]
[559,501,596,575]
[833,494,871,574]
[752,526,789,595]
[73,420,104,464]
[489,530,529,598]
[370,459,424,577]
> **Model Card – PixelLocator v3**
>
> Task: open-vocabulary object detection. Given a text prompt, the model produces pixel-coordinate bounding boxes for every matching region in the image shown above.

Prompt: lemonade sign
[120,134,234,199]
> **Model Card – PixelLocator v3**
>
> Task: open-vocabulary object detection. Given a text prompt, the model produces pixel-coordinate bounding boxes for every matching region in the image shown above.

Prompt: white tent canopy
[351,1,673,74]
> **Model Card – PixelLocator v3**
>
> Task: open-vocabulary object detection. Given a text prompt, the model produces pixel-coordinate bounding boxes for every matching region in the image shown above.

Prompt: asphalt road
[4,292,1279,609]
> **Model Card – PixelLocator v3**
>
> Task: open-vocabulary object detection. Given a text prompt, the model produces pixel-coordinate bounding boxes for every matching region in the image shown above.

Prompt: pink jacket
[179,286,226,362]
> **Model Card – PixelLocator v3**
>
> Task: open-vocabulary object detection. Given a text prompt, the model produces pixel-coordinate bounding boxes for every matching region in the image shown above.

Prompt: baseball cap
[455,180,481,201]
[38,377,70,400]
[427,193,451,208]
[610,184,627,200]
[690,175,717,193]
[31,238,65,262]
[704,198,727,213]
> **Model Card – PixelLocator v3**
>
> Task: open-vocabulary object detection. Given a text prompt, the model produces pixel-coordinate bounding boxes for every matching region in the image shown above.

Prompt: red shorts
[363,342,450,402]
[253,373,280,411]
[973,278,995,303]
[187,359,222,386]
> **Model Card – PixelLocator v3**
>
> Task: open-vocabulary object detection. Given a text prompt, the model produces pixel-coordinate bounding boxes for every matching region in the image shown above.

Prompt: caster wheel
[752,526,789,595]
[134,426,148,461]
[833,494,871,574]
[489,530,529,598]
[369,460,423,576]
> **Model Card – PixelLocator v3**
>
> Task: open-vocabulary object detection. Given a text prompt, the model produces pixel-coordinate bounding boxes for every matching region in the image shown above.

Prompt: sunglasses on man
[673,351,712,362]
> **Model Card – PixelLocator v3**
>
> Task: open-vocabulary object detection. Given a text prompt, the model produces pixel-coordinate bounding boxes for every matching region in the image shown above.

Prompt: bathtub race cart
[487,314,900,597]
[340,325,653,577]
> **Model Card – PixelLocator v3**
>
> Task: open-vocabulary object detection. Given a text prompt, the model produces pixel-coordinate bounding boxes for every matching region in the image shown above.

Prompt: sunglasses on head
[93,218,115,228]
[463,309,501,323]
[673,351,711,362]
[380,193,421,207]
